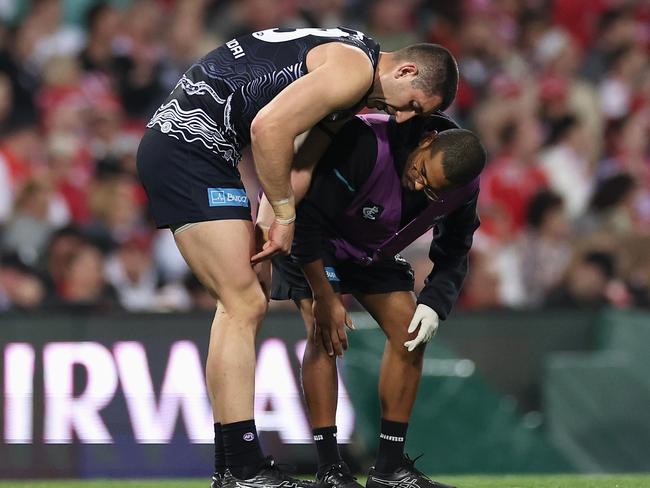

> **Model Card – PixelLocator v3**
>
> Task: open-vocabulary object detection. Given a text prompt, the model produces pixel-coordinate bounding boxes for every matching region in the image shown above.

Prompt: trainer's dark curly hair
[428,129,486,187]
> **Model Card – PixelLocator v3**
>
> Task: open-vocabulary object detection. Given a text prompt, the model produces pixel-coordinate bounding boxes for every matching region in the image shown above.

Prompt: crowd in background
[0,0,649,313]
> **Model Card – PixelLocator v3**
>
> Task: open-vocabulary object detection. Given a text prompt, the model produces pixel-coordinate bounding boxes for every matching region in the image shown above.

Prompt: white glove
[404,304,439,352]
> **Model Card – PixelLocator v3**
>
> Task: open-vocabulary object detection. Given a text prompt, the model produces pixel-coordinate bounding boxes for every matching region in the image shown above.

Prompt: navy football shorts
[136,129,251,228]
[271,250,416,303]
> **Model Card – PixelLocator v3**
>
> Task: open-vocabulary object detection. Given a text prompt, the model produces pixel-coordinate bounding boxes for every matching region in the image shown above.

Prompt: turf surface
[1,475,649,488]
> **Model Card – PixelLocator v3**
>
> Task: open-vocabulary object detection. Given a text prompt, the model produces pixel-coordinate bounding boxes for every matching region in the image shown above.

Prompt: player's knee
[222,285,268,326]
[239,289,269,324]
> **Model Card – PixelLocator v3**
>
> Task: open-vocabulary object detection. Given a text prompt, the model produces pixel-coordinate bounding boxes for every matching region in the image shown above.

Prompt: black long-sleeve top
[292,115,480,319]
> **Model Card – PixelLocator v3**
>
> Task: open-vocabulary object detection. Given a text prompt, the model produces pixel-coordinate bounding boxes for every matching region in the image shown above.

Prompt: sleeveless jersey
[146,27,380,167]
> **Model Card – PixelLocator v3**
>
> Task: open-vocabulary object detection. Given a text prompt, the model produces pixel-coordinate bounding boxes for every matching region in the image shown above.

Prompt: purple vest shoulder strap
[370,177,480,264]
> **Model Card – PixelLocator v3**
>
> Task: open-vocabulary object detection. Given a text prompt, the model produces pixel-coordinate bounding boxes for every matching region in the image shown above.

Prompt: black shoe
[211,473,222,488]
[222,456,315,488]
[316,462,363,488]
[366,454,455,488]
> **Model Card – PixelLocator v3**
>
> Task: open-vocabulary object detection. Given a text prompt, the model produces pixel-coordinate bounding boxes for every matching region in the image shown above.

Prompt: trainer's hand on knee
[313,294,350,357]
[404,304,439,352]
[251,220,294,264]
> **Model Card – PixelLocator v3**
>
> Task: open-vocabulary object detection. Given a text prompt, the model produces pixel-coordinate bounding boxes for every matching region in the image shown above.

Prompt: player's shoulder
[332,115,379,146]
[307,40,374,73]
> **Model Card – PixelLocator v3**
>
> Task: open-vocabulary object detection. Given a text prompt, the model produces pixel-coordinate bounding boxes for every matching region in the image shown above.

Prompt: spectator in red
[479,115,548,242]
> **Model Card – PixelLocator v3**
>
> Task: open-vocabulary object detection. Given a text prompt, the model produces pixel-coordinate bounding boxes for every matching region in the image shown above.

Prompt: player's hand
[251,219,294,264]
[404,304,439,352]
[313,294,354,357]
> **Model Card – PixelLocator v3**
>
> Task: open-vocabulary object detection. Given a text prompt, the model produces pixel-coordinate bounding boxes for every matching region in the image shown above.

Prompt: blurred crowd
[0,0,649,313]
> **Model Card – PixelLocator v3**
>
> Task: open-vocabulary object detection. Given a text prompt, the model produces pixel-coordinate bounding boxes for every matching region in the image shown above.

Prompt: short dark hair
[526,190,564,229]
[85,1,111,31]
[583,251,616,280]
[429,129,485,187]
[589,173,635,212]
[395,43,459,111]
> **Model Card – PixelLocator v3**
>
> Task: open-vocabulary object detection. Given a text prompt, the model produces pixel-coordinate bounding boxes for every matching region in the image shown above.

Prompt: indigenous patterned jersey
[147,27,380,167]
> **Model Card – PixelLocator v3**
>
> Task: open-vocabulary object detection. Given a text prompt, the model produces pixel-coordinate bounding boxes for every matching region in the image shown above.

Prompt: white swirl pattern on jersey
[240,62,303,115]
[179,75,227,104]
[147,99,240,165]
[146,27,378,168]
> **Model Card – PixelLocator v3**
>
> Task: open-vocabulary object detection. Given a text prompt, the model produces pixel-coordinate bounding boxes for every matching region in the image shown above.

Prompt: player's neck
[369,51,392,99]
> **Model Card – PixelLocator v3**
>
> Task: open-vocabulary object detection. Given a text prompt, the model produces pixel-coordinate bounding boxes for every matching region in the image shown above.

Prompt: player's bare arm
[254,119,348,255]
[250,44,373,262]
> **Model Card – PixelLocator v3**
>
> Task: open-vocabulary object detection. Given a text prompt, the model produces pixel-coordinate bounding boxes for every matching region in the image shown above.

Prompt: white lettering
[226,39,246,59]
[255,339,311,443]
[226,193,247,203]
[4,343,35,443]
[4,337,353,446]
[379,433,404,442]
[43,342,117,443]
[114,341,212,443]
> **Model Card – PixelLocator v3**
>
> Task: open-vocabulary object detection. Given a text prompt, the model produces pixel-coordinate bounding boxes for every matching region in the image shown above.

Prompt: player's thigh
[174,219,265,318]
[355,291,417,344]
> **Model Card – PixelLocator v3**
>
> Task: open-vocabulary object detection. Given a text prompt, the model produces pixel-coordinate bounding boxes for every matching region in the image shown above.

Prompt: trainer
[271,113,486,488]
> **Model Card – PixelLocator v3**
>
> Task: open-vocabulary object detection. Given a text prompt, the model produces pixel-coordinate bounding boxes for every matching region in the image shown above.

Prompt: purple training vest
[329,113,479,265]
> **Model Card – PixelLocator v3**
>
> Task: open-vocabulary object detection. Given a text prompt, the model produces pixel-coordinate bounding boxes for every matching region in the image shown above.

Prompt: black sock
[375,419,408,473]
[214,423,225,476]
[222,419,264,479]
[313,426,342,471]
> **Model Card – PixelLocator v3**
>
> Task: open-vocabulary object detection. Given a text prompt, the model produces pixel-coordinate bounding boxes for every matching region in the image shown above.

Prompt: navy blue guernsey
[147,27,380,167]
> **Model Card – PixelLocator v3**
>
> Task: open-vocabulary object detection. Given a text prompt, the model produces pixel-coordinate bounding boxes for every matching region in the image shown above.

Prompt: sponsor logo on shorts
[207,188,249,207]
[243,432,255,441]
[324,267,340,282]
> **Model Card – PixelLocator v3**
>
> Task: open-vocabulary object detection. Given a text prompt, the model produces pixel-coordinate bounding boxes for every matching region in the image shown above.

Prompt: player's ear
[395,63,417,78]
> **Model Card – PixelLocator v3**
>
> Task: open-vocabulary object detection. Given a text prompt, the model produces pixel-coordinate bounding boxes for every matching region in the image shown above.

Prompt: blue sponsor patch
[207,188,249,207]
[324,267,340,282]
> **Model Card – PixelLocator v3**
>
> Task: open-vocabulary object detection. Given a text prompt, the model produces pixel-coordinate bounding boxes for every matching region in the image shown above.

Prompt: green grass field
[1,475,649,488]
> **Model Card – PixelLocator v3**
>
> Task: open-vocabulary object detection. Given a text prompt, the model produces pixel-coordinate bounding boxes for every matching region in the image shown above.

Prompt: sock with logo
[214,423,225,476]
[375,419,408,473]
[313,425,342,471]
[222,419,265,479]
